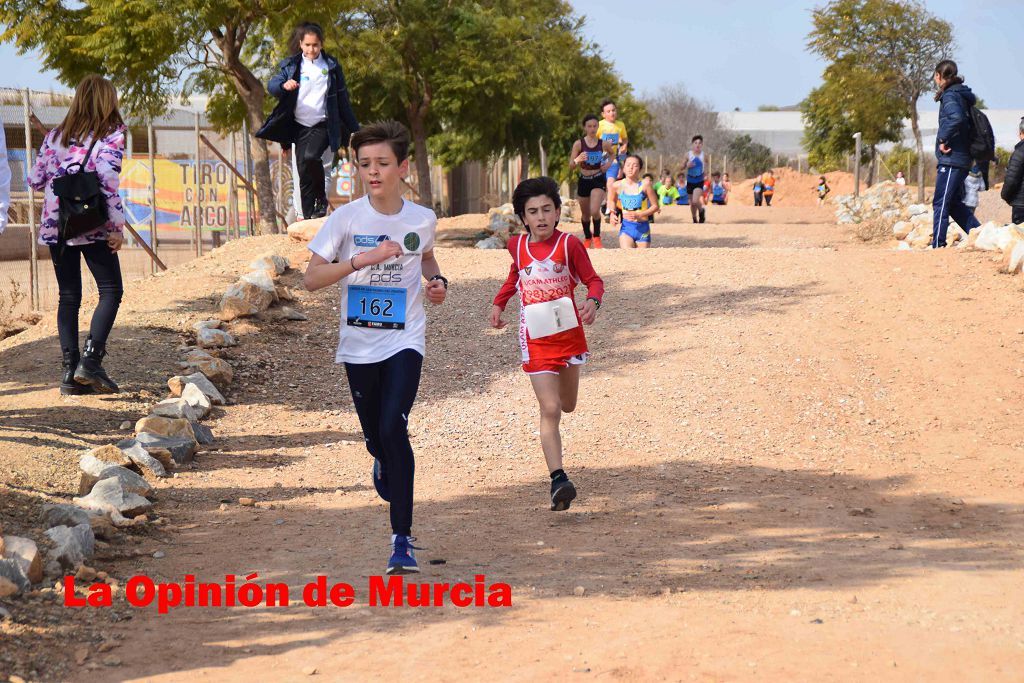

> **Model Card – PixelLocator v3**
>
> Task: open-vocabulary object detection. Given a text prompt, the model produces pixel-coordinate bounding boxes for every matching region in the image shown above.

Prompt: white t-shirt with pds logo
[308,196,436,364]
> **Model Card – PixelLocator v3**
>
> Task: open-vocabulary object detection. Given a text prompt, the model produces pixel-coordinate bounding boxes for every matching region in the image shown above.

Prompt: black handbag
[51,135,108,244]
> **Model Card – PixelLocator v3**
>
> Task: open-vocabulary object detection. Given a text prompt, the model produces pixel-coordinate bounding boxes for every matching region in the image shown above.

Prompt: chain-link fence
[1,86,559,323]
[0,87,300,318]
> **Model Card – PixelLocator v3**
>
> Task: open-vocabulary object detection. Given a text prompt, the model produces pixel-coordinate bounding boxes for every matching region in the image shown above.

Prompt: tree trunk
[867,146,877,186]
[246,107,279,234]
[539,137,548,177]
[407,106,433,207]
[519,150,529,183]
[910,105,926,202]
[224,55,278,234]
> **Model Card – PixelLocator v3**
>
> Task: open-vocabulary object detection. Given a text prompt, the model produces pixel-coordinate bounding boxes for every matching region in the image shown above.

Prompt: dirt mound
[732,168,860,207]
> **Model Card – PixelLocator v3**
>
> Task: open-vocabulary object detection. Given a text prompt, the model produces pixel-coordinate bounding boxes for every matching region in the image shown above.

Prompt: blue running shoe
[373,458,390,502]
[387,535,421,575]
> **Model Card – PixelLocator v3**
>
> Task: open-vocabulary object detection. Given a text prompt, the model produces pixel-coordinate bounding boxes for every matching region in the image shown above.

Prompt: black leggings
[49,241,124,352]
[295,121,330,218]
[345,349,423,536]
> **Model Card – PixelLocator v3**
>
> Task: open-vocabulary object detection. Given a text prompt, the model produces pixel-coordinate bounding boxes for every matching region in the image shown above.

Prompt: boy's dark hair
[642,172,654,180]
[600,98,616,111]
[582,114,598,126]
[712,171,721,177]
[289,22,325,55]
[676,171,686,178]
[512,177,562,229]
[351,120,411,162]
[661,169,672,177]
[691,134,703,143]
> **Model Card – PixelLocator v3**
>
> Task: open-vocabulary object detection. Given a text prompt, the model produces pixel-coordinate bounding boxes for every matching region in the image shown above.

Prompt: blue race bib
[585,151,603,165]
[347,285,406,329]
[601,132,619,144]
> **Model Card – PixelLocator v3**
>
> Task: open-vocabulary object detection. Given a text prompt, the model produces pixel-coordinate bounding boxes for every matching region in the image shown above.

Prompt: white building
[717,109,1024,156]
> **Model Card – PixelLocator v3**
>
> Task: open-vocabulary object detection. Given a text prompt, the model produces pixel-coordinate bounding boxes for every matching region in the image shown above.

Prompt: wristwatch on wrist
[430,274,449,289]
[587,296,601,310]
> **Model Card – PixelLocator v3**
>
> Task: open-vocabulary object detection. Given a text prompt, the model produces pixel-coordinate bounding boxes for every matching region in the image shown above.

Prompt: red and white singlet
[514,233,589,372]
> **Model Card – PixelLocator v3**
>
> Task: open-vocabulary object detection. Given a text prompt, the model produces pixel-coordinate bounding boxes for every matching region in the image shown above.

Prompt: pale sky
[1,1,1021,111]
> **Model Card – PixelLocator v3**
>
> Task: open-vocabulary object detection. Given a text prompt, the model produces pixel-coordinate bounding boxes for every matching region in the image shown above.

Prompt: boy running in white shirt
[304,120,448,575]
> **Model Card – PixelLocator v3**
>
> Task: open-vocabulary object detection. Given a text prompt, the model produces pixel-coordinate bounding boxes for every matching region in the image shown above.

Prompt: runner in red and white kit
[490,177,604,511]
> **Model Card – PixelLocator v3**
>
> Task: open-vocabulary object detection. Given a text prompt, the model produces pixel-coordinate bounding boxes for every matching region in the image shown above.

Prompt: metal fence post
[22,88,37,310]
[229,131,239,240]
[241,120,255,235]
[853,132,862,199]
[147,120,157,274]
[194,112,203,256]
[276,143,284,217]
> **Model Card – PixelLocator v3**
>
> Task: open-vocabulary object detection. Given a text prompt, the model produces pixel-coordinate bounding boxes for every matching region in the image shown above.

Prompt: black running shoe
[550,478,577,511]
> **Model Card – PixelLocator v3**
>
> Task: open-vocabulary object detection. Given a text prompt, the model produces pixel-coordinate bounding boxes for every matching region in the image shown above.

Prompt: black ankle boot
[60,349,92,396]
[74,337,119,394]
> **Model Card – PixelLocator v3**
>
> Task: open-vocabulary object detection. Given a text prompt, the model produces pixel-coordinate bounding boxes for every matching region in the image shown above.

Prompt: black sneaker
[550,478,577,511]
[699,208,706,223]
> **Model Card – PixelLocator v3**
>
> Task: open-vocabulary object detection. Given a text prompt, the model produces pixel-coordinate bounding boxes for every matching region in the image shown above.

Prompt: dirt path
[3,204,1024,681]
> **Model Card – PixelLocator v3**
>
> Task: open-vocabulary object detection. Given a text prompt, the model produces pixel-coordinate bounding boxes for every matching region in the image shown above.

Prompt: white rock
[44,524,95,575]
[892,221,913,240]
[74,478,154,520]
[0,559,30,594]
[115,439,169,478]
[78,456,153,497]
[1000,240,1024,274]
[1,536,43,583]
[152,398,201,422]
[241,269,278,293]
[250,254,288,275]
[287,217,326,242]
[220,281,273,320]
[197,327,237,349]
[972,222,1013,252]
[193,319,222,333]
[475,235,506,249]
[168,372,225,405]
[182,382,212,418]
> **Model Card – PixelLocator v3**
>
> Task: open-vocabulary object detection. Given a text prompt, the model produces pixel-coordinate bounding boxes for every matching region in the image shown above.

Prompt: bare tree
[638,84,730,172]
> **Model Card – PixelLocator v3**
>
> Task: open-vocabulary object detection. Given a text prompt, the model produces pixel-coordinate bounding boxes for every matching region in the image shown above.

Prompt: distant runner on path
[568,114,614,249]
[608,155,659,249]
[686,135,707,223]
[597,99,628,217]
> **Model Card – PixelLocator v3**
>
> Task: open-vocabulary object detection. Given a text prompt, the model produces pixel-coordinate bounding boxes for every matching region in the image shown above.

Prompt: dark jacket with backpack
[1001,139,1024,208]
[934,83,976,169]
[256,51,360,153]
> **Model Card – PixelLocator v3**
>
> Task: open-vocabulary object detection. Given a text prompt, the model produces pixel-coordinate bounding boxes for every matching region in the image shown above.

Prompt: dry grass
[852,217,893,243]
[0,277,38,340]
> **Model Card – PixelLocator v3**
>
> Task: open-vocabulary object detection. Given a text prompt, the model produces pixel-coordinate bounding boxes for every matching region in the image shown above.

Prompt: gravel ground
[2,204,1023,681]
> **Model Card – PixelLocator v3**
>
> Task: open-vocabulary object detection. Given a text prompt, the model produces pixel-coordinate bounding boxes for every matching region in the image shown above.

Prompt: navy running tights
[344,348,423,536]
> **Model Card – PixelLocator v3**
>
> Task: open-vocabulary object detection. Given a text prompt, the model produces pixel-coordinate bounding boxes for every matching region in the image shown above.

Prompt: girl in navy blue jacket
[930,60,981,248]
[257,22,360,219]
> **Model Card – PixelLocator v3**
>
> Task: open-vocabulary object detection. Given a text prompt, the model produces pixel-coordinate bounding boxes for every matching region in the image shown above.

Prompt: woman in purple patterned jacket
[28,75,126,394]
